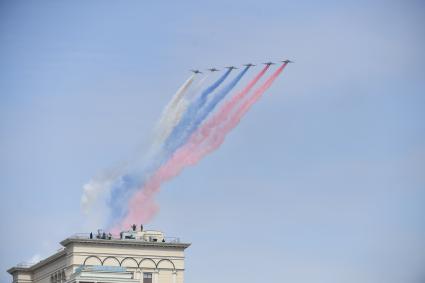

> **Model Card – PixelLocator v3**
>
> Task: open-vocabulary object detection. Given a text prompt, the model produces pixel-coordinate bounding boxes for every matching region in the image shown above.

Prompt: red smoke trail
[194,65,270,143]
[115,63,287,231]
[196,63,288,157]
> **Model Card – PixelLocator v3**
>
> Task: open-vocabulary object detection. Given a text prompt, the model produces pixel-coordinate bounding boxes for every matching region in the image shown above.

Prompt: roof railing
[69,233,181,243]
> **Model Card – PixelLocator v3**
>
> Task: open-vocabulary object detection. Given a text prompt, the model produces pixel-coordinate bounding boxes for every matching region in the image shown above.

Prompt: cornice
[7,250,66,274]
[60,238,191,250]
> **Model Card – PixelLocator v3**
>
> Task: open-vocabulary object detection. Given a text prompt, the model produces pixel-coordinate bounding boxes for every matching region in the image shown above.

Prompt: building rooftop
[61,235,191,249]
[8,229,190,275]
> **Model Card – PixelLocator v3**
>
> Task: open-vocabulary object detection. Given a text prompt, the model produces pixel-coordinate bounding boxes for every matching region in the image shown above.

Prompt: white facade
[8,230,190,283]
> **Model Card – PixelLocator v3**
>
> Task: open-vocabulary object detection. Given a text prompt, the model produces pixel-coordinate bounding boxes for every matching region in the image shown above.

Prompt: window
[143,272,153,283]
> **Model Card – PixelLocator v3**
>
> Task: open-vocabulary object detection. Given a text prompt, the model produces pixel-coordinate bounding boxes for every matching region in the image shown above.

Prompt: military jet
[207,68,220,72]
[243,63,256,68]
[225,66,238,70]
[263,62,275,66]
[190,69,203,74]
[282,59,294,63]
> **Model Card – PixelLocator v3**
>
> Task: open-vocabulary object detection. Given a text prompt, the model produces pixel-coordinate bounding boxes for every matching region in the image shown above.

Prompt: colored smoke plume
[114,63,287,230]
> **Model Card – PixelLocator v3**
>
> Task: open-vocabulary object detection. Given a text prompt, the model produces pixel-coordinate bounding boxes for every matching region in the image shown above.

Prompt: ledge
[7,249,66,275]
[60,237,191,250]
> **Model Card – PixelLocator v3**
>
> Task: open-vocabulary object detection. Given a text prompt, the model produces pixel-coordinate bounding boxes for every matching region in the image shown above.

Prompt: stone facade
[8,231,190,283]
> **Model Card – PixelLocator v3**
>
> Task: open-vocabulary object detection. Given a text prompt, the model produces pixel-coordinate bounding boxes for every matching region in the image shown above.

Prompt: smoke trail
[162,69,232,156]
[170,75,210,132]
[114,63,287,230]
[153,74,210,147]
[105,74,220,225]
[164,67,249,159]
[185,74,210,101]
[193,63,288,158]
[153,74,196,146]
[196,65,269,141]
[81,74,197,228]
[81,166,127,228]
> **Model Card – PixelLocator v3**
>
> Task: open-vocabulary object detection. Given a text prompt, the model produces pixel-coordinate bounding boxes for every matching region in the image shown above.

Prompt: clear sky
[1,0,424,282]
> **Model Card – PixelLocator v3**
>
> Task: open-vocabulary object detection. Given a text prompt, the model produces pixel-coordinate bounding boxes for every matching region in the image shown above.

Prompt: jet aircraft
[190,69,203,74]
[207,68,220,72]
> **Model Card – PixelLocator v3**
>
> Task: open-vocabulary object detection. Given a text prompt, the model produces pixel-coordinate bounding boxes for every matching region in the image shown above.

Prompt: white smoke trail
[81,176,113,215]
[153,74,196,146]
[152,74,210,148]
[80,160,133,229]
[169,75,210,134]
[185,74,209,100]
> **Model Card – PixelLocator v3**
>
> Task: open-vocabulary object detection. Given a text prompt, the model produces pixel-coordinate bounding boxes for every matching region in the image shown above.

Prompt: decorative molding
[81,255,177,271]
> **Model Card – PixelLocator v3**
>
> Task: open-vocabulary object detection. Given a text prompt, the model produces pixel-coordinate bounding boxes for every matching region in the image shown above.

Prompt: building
[8,228,190,283]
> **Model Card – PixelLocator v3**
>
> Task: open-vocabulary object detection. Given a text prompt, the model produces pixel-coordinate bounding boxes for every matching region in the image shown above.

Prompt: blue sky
[1,0,424,282]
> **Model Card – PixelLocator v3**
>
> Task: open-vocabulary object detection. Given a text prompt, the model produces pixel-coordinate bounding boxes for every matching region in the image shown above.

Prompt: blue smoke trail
[164,66,250,157]
[107,174,142,226]
[198,69,232,103]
